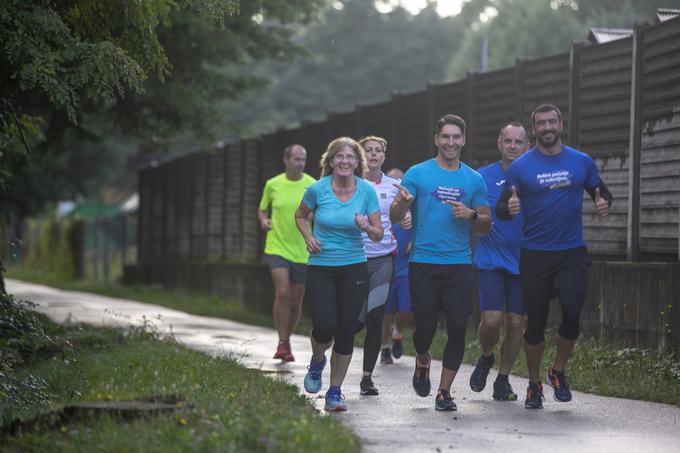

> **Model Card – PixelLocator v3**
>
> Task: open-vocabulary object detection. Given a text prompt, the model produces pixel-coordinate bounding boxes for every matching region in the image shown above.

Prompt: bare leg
[554,334,576,372]
[329,351,353,387]
[286,282,305,338]
[310,335,332,362]
[439,367,458,392]
[394,311,412,336]
[499,313,524,375]
[381,314,393,346]
[524,340,545,383]
[271,268,291,341]
[478,310,502,357]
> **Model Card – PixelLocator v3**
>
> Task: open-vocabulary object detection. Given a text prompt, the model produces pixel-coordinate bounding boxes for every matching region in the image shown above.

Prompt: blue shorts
[477,269,523,315]
[385,275,412,315]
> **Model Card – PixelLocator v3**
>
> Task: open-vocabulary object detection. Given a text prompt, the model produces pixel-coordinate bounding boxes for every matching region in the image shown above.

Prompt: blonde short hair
[319,137,368,178]
[358,136,388,154]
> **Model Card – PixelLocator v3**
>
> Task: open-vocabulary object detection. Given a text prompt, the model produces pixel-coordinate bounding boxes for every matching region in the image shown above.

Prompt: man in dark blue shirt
[470,122,530,402]
[496,104,613,409]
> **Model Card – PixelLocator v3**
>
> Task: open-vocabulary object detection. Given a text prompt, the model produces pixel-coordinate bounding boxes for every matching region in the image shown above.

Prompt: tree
[223,0,462,134]
[445,0,680,80]
[0,0,326,217]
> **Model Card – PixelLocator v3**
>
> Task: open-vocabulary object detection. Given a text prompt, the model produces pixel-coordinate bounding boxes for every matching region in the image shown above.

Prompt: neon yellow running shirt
[259,173,316,263]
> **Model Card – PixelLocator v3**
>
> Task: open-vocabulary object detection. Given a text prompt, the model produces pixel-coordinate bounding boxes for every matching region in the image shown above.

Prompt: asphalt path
[7,279,680,453]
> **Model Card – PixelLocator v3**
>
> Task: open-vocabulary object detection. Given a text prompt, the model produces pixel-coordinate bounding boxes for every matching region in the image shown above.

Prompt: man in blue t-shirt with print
[470,121,530,402]
[496,104,613,409]
[390,114,492,412]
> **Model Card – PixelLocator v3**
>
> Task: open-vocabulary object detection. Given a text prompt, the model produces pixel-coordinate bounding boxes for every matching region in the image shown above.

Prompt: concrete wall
[124,260,679,353]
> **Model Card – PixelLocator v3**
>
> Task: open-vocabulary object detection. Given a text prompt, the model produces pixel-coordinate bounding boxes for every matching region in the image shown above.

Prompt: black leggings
[305,263,368,355]
[358,305,386,373]
[409,263,473,371]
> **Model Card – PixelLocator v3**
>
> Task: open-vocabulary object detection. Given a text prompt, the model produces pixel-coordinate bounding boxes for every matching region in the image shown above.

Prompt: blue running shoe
[304,355,326,394]
[546,366,572,402]
[324,386,347,412]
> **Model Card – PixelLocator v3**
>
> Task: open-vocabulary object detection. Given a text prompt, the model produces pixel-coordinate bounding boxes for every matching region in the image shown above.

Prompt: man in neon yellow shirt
[258,144,316,361]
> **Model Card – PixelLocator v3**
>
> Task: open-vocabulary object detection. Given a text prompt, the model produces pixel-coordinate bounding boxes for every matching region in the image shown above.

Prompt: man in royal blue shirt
[470,121,530,402]
[496,104,613,409]
[390,114,492,412]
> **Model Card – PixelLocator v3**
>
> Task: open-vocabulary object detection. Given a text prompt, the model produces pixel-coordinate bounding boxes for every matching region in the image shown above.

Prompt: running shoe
[524,381,544,409]
[412,353,431,397]
[360,375,379,396]
[546,366,572,402]
[392,338,403,359]
[303,355,326,394]
[282,342,295,362]
[469,354,494,392]
[434,389,457,411]
[492,375,518,401]
[273,341,287,360]
[380,347,393,365]
[324,386,347,412]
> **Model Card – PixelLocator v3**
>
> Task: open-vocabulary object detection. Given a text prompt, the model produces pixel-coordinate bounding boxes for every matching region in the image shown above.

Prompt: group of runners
[257,103,612,413]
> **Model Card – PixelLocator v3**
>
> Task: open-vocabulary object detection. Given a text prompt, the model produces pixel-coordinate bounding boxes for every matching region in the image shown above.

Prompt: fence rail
[137,17,680,265]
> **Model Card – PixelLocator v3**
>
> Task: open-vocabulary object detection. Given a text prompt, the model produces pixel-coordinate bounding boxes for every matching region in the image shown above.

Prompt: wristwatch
[470,211,478,222]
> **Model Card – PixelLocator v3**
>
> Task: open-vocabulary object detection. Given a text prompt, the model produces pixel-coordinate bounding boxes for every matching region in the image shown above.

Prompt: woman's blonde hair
[358,136,388,154]
[319,137,368,178]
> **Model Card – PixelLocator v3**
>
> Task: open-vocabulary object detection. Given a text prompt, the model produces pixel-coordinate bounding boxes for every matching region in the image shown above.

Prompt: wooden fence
[137,17,680,265]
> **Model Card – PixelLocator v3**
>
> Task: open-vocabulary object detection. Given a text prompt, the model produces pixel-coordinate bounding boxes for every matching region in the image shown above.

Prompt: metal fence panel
[242,139,261,261]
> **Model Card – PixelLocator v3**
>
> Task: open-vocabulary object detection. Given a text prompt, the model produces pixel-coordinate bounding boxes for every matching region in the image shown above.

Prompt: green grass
[7,264,680,406]
[1,301,359,452]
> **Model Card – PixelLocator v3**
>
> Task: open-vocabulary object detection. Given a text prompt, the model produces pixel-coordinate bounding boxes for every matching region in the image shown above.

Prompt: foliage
[23,217,84,281]
[0,0,325,217]
[224,0,462,134]
[0,293,359,451]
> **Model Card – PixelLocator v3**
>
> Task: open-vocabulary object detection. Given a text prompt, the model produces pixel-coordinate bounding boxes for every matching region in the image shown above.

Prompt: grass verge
[1,292,360,452]
[6,265,680,406]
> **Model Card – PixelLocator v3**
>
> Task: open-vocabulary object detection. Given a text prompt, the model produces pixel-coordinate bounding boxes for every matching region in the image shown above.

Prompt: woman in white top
[356,136,411,396]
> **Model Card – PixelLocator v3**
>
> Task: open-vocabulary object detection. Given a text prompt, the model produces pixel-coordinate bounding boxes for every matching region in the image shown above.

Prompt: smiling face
[435,123,465,164]
[362,139,386,172]
[331,144,359,177]
[497,125,529,165]
[532,109,562,148]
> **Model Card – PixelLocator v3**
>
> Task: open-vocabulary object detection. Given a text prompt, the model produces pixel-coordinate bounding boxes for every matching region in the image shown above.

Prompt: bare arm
[390,183,414,223]
[295,202,321,253]
[354,211,384,242]
[257,209,272,231]
[446,201,493,236]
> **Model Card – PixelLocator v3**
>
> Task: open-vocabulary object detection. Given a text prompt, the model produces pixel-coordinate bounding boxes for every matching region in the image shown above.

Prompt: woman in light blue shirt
[295,137,383,412]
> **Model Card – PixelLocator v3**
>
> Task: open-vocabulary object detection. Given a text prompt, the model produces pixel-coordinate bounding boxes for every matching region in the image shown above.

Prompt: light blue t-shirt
[506,145,602,251]
[401,159,488,265]
[302,175,380,266]
[474,161,522,274]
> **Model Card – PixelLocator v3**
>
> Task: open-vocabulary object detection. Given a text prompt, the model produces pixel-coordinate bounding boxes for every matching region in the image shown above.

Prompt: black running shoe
[469,354,494,392]
[412,354,431,397]
[392,338,403,359]
[360,375,379,396]
[492,376,518,401]
[524,381,544,409]
[380,347,393,365]
[434,389,457,412]
[546,366,572,402]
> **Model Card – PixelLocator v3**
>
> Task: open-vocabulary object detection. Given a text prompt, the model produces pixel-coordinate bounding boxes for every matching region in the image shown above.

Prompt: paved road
[7,279,680,453]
